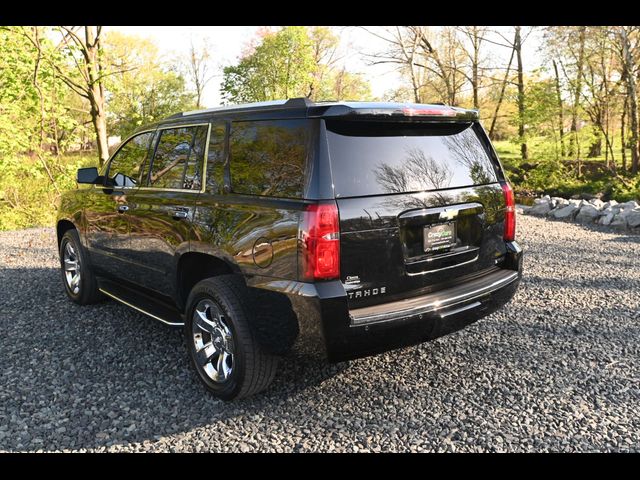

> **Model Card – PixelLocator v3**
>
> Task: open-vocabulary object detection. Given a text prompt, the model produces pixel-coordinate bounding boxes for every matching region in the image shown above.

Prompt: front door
[84,131,156,280]
[125,124,209,298]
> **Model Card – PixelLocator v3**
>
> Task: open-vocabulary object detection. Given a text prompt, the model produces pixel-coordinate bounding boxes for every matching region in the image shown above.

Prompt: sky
[107,26,544,108]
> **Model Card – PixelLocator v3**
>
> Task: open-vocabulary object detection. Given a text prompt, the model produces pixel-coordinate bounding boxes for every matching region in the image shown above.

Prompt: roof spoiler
[284,97,314,108]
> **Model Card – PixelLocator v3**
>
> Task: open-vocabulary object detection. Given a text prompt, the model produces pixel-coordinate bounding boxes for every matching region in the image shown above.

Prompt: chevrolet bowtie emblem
[439,209,458,220]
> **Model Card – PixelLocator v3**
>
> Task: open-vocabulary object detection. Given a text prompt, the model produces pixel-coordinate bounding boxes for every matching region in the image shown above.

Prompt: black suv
[57,98,523,400]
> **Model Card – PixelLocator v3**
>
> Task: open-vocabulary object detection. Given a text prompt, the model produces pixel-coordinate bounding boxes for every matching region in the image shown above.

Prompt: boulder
[599,212,615,226]
[602,200,618,210]
[575,204,600,223]
[552,204,579,220]
[528,202,552,216]
[534,195,551,205]
[626,210,640,228]
[619,207,636,220]
[552,197,569,208]
[610,214,627,227]
[589,199,604,209]
[618,200,639,210]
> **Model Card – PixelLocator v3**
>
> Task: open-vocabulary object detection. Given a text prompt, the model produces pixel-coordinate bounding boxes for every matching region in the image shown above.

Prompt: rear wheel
[59,229,102,305]
[185,275,278,400]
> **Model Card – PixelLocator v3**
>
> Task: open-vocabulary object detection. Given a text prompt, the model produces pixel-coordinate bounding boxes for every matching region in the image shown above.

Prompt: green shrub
[0,153,97,231]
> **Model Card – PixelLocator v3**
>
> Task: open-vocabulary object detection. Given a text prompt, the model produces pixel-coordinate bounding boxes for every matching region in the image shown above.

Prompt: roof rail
[179,98,313,117]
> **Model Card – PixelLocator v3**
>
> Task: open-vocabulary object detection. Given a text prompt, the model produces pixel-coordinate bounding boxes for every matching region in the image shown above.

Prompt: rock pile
[522,195,640,230]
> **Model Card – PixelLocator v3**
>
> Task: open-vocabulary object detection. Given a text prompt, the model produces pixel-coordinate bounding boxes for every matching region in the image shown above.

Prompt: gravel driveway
[1,215,639,452]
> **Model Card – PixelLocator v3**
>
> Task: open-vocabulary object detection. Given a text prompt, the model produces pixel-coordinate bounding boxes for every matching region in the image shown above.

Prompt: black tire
[59,229,102,305]
[184,275,278,400]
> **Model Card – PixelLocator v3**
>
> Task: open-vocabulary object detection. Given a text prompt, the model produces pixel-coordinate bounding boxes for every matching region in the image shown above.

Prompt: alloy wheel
[192,299,235,383]
[63,241,81,295]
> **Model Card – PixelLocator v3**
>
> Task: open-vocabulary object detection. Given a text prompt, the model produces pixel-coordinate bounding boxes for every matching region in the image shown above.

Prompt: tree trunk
[552,59,565,158]
[488,43,515,139]
[90,101,109,167]
[471,27,479,110]
[569,26,586,159]
[620,27,639,175]
[621,96,627,172]
[588,138,602,157]
[83,26,109,167]
[514,26,527,161]
[588,109,603,158]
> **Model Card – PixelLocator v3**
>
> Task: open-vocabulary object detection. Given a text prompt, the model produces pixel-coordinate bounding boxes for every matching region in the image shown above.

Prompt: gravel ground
[0,215,639,452]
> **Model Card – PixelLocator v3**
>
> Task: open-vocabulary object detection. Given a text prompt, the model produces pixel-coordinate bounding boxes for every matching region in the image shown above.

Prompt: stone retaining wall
[521,195,640,231]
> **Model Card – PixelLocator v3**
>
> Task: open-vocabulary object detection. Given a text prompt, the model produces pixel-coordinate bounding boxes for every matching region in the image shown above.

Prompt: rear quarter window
[229,119,310,199]
[326,121,499,198]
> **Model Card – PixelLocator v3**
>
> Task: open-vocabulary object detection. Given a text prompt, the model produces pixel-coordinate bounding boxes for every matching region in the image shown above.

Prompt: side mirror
[77,167,102,185]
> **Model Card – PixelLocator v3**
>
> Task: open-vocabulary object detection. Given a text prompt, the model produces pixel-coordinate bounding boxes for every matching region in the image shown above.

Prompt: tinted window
[206,122,227,193]
[326,121,499,197]
[107,132,154,188]
[230,120,309,198]
[149,125,208,190]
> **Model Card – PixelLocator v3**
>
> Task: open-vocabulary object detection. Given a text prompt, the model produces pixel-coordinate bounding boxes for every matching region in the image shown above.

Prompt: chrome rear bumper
[349,269,519,326]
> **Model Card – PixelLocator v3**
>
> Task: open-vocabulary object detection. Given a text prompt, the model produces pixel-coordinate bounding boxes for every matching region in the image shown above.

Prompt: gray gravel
[1,216,639,452]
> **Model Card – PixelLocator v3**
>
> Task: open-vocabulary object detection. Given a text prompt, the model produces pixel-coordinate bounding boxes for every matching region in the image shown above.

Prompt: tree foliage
[221,26,371,103]
[103,32,196,138]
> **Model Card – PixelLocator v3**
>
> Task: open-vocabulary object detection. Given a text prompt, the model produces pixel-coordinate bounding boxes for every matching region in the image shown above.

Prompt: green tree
[221,26,371,104]
[102,32,196,138]
[221,26,315,103]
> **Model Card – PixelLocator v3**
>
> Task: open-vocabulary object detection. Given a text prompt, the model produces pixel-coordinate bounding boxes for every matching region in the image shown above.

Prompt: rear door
[324,120,508,310]
[125,124,209,297]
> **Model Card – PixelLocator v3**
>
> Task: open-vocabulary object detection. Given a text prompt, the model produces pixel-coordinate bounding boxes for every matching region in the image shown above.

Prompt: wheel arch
[176,251,239,312]
[56,219,77,246]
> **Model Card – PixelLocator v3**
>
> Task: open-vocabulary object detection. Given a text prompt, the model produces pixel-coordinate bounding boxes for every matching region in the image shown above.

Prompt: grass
[493,139,640,202]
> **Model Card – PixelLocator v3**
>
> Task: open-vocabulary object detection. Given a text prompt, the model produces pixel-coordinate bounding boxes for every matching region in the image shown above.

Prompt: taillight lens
[501,182,516,242]
[402,107,458,116]
[300,203,340,280]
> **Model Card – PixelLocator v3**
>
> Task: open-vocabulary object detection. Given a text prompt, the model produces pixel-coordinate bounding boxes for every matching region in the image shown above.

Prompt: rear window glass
[326,121,498,197]
[229,119,310,198]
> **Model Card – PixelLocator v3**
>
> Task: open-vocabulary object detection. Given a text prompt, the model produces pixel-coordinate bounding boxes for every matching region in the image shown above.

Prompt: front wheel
[59,229,102,305]
[185,275,279,400]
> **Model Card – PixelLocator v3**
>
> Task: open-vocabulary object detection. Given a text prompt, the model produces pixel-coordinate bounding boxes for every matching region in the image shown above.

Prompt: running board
[98,279,184,327]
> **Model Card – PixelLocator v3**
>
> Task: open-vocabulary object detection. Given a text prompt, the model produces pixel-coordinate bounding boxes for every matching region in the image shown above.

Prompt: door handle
[171,208,189,219]
[117,205,129,213]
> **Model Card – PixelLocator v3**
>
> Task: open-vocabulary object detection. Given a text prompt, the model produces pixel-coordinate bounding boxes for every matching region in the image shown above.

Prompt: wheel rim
[192,299,234,383]
[63,241,81,295]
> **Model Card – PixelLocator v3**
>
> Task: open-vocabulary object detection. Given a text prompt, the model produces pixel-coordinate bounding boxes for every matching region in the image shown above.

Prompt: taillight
[300,203,340,281]
[402,107,458,116]
[501,182,516,241]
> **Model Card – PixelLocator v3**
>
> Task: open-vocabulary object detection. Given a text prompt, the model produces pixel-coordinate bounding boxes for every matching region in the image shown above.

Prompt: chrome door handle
[171,208,189,219]
[117,205,129,213]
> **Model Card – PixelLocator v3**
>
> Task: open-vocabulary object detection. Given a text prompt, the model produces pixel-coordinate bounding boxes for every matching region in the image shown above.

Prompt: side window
[229,119,309,198]
[206,122,227,193]
[149,125,208,190]
[106,132,154,188]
